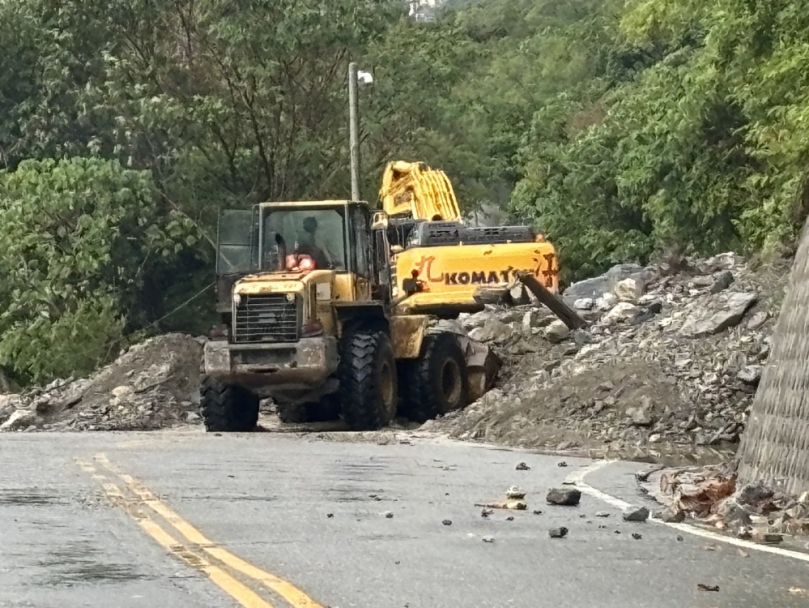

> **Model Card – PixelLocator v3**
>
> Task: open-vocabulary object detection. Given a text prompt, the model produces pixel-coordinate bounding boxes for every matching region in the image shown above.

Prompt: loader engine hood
[230,271,335,344]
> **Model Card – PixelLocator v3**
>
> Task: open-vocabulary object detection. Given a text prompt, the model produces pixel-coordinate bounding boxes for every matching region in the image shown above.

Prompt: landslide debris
[0,334,204,432]
[644,463,809,539]
[423,253,789,461]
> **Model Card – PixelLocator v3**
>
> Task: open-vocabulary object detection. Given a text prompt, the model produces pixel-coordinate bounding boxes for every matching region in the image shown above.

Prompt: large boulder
[680,292,757,338]
[468,318,516,344]
[564,264,656,302]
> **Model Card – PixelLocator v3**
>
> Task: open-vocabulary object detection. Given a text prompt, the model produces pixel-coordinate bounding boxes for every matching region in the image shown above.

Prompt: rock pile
[423,253,789,461]
[646,463,809,539]
[0,334,204,432]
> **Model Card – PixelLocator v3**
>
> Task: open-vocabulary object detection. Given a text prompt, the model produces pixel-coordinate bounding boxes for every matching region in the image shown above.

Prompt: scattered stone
[735,527,752,540]
[614,278,644,303]
[737,549,749,558]
[506,516,514,521]
[710,270,734,294]
[627,397,654,427]
[660,507,685,523]
[574,298,595,310]
[384,511,394,519]
[546,488,581,506]
[738,482,774,506]
[481,508,493,518]
[622,506,650,523]
[595,512,610,518]
[327,513,334,518]
[544,320,571,344]
[676,535,684,541]
[505,486,526,499]
[752,530,783,544]
[595,293,619,311]
[738,365,763,385]
[697,584,720,593]
[548,527,568,538]
[631,532,642,540]
[557,461,568,468]
[442,519,452,526]
[747,311,768,330]
[516,462,530,471]
[482,536,495,543]
[532,510,543,515]
[602,302,640,326]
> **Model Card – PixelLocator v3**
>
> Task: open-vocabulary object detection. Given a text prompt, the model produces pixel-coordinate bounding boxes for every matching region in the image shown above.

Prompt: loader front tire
[402,333,468,423]
[200,376,259,432]
[339,332,397,431]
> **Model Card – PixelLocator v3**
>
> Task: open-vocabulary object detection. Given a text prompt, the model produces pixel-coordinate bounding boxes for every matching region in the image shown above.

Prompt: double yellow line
[76,454,323,608]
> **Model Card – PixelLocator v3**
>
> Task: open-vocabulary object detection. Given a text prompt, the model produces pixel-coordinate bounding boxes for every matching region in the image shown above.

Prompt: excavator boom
[380,161,461,221]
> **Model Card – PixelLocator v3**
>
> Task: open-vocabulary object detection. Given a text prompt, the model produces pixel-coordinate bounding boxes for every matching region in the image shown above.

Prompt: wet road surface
[2,430,808,607]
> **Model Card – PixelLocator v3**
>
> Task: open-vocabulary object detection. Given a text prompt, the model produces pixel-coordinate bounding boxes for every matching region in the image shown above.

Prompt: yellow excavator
[379,161,559,315]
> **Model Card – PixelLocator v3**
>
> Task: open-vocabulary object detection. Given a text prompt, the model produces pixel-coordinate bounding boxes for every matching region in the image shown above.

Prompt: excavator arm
[379,161,461,221]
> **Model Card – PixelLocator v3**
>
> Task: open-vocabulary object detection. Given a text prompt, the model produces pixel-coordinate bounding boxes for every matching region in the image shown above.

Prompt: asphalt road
[2,430,808,608]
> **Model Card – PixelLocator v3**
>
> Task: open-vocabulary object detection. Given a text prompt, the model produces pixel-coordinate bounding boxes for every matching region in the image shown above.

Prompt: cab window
[261,207,347,270]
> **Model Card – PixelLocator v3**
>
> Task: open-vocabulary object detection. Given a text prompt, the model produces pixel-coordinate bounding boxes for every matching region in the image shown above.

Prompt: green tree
[0,157,185,383]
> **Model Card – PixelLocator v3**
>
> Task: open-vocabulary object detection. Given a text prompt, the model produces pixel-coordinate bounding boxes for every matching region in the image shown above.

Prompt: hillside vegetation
[1,0,807,384]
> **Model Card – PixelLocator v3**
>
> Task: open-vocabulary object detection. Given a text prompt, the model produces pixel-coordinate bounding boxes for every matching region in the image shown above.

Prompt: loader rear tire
[200,376,259,432]
[339,332,397,431]
[401,333,468,423]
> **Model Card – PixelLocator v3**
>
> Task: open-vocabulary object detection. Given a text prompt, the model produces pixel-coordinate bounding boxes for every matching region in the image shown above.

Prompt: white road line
[566,460,809,564]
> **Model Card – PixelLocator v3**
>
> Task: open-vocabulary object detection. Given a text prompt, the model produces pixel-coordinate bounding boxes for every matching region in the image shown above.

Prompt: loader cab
[215,201,392,310]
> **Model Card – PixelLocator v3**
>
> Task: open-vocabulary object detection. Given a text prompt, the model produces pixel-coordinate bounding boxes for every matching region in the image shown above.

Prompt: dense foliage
[1,0,808,383]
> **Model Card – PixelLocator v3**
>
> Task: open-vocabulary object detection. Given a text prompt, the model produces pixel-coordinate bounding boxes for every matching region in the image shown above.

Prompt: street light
[348,63,373,202]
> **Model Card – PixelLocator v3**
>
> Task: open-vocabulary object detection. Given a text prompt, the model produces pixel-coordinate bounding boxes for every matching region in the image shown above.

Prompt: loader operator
[297,216,335,269]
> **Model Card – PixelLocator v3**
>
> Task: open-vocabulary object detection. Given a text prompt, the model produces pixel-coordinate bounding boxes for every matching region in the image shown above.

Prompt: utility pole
[348,62,361,202]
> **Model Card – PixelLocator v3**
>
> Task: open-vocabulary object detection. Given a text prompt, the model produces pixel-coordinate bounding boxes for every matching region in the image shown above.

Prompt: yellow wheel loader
[203,200,500,432]
[380,161,559,315]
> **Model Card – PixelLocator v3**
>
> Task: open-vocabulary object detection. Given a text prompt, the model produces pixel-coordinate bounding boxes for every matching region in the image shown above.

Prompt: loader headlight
[233,293,242,306]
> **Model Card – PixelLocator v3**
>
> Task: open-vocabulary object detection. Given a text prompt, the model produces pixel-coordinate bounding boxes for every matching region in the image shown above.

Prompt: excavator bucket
[380,161,461,221]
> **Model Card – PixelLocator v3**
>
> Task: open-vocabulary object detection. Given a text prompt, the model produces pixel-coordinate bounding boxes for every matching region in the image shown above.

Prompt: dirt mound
[0,334,204,432]
[423,253,790,462]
